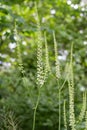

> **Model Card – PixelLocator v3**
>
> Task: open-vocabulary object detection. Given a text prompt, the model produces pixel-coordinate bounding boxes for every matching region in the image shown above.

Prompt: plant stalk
[59,89,61,130]
[32,89,40,130]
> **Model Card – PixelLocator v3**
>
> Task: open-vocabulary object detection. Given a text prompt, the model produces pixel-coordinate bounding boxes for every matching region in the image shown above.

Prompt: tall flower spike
[68,43,76,130]
[44,32,50,79]
[14,23,29,89]
[53,31,60,80]
[64,100,67,130]
[35,4,44,87]
[78,92,86,122]
[14,23,25,76]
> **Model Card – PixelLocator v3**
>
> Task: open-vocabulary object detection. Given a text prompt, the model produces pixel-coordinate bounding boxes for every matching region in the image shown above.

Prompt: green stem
[32,89,40,130]
[60,78,67,91]
[59,89,61,130]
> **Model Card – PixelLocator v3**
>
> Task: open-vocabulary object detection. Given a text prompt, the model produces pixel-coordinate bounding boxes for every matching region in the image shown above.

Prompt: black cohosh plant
[7,4,87,130]
[14,23,25,76]
[63,44,87,130]
[78,92,86,123]
[68,44,76,130]
[53,31,61,130]
[63,100,67,130]
[14,22,29,89]
[32,4,51,130]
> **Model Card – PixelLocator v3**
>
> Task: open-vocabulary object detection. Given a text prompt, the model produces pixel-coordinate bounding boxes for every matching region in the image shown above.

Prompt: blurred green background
[0,0,87,130]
